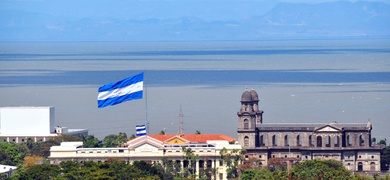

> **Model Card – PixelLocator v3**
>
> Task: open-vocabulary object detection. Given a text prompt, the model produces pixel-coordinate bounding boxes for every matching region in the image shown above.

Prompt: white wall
[0,107,55,135]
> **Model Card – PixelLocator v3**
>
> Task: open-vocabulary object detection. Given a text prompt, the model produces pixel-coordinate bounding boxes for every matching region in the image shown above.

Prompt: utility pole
[178,106,184,134]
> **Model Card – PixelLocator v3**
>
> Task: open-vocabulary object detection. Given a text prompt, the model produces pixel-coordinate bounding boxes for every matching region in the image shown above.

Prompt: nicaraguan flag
[136,125,147,136]
[98,72,143,108]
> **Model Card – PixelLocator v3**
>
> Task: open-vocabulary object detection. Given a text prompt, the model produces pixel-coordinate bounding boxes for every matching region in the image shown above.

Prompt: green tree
[160,157,181,179]
[378,139,387,146]
[133,160,163,179]
[182,147,199,178]
[220,147,245,179]
[291,159,350,180]
[117,132,128,145]
[35,139,60,157]
[81,135,101,148]
[17,164,61,180]
[103,134,119,147]
[0,142,29,166]
[103,132,128,147]
[381,146,390,171]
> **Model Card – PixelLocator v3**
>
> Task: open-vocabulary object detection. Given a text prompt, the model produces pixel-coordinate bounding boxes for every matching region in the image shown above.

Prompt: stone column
[330,135,333,148]
[180,160,184,175]
[196,160,199,178]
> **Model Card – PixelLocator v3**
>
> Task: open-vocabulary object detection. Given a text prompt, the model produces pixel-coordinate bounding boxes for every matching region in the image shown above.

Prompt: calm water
[0,39,389,141]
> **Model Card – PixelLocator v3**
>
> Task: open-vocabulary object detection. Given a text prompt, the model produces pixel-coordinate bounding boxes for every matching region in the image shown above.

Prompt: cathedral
[237,89,383,173]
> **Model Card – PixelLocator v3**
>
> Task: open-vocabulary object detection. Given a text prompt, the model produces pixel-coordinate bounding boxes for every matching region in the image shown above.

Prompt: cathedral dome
[241,89,259,102]
[250,89,259,101]
[241,90,252,102]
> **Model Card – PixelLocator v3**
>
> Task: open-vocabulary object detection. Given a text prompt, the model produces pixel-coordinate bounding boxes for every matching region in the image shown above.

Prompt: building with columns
[49,134,241,180]
[237,89,383,173]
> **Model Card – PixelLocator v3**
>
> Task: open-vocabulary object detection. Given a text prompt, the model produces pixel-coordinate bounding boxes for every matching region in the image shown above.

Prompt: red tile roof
[148,134,236,143]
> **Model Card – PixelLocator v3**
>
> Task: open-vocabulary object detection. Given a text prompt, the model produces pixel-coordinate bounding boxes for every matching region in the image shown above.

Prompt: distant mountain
[255,1,390,38]
[0,1,389,41]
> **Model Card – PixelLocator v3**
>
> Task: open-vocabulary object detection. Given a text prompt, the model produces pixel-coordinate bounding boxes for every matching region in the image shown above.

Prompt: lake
[0,39,389,141]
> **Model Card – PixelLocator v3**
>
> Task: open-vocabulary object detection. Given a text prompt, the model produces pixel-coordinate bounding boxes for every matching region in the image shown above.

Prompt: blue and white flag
[98,72,143,108]
[136,125,147,136]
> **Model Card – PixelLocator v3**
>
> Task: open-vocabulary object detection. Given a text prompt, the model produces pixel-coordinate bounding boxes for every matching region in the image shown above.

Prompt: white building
[0,107,88,143]
[0,165,17,178]
[49,134,242,180]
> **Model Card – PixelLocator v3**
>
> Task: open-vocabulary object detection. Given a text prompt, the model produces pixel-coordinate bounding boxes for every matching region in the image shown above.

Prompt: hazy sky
[2,0,388,20]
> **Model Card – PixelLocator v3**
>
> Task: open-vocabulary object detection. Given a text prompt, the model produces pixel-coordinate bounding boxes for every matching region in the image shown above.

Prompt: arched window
[334,136,339,147]
[317,136,322,147]
[244,119,249,130]
[272,135,277,146]
[325,136,331,147]
[347,135,352,147]
[358,162,363,172]
[296,135,301,146]
[284,135,289,146]
[260,135,265,146]
[244,136,249,147]
[370,162,375,171]
[359,135,365,146]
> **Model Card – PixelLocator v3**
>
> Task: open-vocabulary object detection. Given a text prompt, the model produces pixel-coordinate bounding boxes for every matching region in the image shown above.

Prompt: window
[119,149,124,153]
[284,135,289,146]
[219,173,223,180]
[372,156,374,159]
[244,119,249,129]
[359,135,365,146]
[272,135,277,146]
[325,136,331,147]
[370,162,375,171]
[358,162,363,172]
[334,136,340,147]
[347,135,352,146]
[296,135,302,146]
[317,136,322,147]
[244,136,249,147]
[219,160,223,166]
[259,135,265,146]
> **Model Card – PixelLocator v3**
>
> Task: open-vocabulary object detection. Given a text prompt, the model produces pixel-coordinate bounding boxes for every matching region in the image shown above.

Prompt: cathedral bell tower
[237,89,264,148]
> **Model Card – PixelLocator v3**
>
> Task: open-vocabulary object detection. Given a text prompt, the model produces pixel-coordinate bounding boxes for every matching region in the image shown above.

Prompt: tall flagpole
[144,70,149,134]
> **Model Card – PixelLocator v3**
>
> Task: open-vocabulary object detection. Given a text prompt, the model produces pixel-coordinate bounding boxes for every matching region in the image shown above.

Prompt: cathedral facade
[237,89,383,172]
